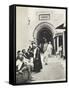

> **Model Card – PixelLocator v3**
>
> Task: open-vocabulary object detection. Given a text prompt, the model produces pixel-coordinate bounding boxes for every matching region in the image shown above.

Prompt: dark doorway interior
[37,27,53,53]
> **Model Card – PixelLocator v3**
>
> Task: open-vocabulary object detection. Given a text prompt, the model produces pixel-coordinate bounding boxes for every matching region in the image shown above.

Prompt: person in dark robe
[33,44,42,72]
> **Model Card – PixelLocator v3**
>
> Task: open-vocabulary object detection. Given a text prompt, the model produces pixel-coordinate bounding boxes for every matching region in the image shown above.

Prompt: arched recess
[33,22,55,53]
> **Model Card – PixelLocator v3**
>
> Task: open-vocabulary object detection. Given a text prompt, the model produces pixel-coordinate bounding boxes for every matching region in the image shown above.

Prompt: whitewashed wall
[16,6,66,51]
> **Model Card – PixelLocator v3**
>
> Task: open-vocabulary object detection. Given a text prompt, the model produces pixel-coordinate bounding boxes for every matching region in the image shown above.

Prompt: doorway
[37,27,53,53]
[33,22,55,53]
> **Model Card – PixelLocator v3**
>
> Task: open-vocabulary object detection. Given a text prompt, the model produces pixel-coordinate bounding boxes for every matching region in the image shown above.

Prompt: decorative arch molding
[33,22,55,41]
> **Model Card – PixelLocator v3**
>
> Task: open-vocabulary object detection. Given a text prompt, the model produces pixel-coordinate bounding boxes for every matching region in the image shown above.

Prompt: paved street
[31,55,66,82]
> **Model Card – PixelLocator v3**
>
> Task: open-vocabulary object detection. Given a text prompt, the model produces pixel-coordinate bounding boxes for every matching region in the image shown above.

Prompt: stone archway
[33,22,55,53]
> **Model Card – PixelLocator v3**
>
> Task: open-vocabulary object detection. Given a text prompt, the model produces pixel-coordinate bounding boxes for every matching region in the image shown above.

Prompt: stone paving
[31,55,66,82]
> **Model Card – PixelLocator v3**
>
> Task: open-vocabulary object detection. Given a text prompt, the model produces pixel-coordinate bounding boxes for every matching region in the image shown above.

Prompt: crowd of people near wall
[16,39,62,83]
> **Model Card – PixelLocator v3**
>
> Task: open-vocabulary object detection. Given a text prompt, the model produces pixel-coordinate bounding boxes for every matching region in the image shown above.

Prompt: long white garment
[16,59,22,70]
[23,56,33,68]
[43,43,48,52]
[43,50,48,64]
[47,44,53,56]
[33,48,37,58]
[43,43,48,64]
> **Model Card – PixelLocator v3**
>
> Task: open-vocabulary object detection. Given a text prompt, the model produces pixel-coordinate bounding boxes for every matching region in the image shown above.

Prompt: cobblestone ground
[31,55,66,82]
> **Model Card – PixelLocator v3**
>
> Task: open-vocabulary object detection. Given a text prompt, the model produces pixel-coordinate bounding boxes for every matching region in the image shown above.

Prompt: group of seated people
[16,43,35,82]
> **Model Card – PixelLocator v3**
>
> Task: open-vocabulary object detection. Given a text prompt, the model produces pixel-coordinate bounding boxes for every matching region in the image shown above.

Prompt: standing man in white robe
[43,39,48,65]
[47,41,53,57]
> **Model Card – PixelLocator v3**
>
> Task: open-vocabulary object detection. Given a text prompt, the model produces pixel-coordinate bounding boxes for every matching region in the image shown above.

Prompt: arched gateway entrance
[33,22,55,53]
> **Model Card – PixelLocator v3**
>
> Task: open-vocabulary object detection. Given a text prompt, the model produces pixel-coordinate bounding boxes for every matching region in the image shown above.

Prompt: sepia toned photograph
[16,5,67,84]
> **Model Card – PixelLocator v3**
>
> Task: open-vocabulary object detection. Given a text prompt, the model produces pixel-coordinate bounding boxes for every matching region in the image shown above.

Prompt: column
[57,36,59,51]
[63,31,65,57]
[53,38,56,54]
